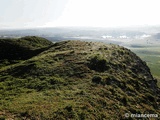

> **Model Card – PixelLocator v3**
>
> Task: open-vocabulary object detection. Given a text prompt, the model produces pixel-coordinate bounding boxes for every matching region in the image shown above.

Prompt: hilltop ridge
[0,36,159,119]
[0,36,52,67]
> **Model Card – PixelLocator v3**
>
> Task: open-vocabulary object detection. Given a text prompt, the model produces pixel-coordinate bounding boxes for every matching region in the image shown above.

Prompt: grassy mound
[0,36,52,67]
[0,39,159,119]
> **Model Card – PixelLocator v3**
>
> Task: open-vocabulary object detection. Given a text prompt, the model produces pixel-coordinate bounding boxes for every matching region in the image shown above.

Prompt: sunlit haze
[1,0,160,28]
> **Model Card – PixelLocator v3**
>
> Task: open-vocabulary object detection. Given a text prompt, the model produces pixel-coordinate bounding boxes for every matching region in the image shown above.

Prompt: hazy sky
[1,0,160,28]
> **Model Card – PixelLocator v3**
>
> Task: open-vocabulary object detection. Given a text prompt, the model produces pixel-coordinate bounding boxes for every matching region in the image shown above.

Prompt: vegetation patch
[88,54,109,72]
[0,38,159,119]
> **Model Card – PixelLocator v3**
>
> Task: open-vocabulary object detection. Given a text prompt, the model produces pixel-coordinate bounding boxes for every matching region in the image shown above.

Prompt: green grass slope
[0,36,52,67]
[0,38,159,119]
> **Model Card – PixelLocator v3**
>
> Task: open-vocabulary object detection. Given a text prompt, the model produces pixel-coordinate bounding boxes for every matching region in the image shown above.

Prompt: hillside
[0,36,159,119]
[0,36,52,67]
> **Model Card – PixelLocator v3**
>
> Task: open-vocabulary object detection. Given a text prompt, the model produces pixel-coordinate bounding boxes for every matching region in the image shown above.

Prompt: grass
[0,38,159,119]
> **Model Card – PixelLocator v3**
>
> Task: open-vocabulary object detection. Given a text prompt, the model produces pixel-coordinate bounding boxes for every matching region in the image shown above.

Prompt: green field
[130,46,160,87]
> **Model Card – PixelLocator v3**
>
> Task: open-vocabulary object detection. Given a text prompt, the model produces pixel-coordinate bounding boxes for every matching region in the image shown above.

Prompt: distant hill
[0,37,159,119]
[0,36,52,67]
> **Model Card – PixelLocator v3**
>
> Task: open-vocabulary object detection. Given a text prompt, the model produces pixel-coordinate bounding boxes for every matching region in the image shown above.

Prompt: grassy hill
[0,37,159,119]
[0,36,52,67]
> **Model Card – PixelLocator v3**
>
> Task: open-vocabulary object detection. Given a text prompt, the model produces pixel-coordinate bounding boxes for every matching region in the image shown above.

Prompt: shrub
[88,55,109,72]
[35,81,49,91]
[65,105,73,112]
[92,76,102,84]
[49,76,64,85]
